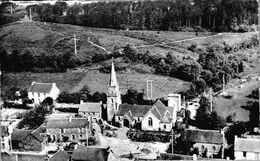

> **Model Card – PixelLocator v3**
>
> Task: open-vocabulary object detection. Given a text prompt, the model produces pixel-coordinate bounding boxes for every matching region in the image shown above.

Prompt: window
[79,134,83,138]
[137,118,140,122]
[61,129,64,134]
[163,125,166,129]
[38,93,40,97]
[148,117,153,126]
[72,135,75,140]
[243,151,246,158]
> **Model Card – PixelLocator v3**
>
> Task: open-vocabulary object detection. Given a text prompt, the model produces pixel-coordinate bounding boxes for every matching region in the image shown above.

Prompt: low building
[28,82,60,104]
[1,152,49,161]
[115,104,152,127]
[234,136,260,160]
[49,150,70,161]
[71,146,111,161]
[11,126,46,152]
[46,117,91,143]
[79,101,102,121]
[184,129,224,158]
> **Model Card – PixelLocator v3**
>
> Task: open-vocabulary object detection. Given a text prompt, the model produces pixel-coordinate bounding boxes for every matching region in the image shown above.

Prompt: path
[134,33,222,48]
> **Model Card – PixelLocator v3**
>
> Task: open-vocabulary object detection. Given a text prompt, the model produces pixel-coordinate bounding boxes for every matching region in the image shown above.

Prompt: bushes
[126,129,171,142]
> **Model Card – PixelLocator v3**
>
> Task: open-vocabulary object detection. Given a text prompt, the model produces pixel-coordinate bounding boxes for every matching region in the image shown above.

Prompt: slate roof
[11,128,44,142]
[79,102,101,113]
[1,126,8,137]
[234,137,260,152]
[116,104,152,117]
[11,129,33,141]
[72,146,109,161]
[151,107,161,120]
[160,113,172,123]
[49,151,70,161]
[28,82,53,93]
[1,152,49,161]
[185,129,223,144]
[153,100,167,115]
[46,118,89,129]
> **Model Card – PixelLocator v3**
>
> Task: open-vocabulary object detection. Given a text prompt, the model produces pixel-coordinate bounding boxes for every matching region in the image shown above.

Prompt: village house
[28,82,60,104]
[184,129,224,158]
[234,136,260,160]
[78,101,102,121]
[49,150,70,161]
[1,119,23,152]
[1,152,49,161]
[11,126,46,152]
[46,117,91,143]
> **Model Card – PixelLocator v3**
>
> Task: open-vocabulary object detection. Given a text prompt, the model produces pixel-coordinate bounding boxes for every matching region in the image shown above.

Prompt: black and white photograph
[0,0,259,160]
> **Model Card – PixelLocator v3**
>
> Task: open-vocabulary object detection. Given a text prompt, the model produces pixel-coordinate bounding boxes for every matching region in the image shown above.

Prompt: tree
[195,78,207,94]
[42,97,54,106]
[123,87,138,104]
[17,105,50,129]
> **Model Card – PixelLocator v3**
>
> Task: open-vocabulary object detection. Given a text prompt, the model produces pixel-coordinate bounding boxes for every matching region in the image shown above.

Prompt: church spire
[109,60,118,87]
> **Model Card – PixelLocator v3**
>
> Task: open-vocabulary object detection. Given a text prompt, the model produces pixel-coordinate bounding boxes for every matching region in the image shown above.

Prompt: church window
[148,117,153,126]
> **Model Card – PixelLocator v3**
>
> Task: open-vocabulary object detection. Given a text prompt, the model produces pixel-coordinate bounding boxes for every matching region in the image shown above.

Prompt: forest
[27,0,259,32]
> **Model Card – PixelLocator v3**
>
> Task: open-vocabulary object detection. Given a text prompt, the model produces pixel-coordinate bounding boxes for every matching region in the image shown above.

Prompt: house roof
[79,102,101,113]
[185,129,223,144]
[1,152,49,161]
[116,104,152,117]
[49,151,70,161]
[72,146,110,161]
[124,111,135,122]
[11,128,44,142]
[1,126,8,137]
[234,137,260,152]
[46,118,89,129]
[28,82,54,93]
[11,129,33,141]
[153,100,167,115]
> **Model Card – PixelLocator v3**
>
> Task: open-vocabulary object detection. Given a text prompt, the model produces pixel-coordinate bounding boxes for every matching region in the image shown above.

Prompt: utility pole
[29,8,32,21]
[10,4,13,14]
[74,34,78,55]
[222,74,225,93]
[171,128,174,154]
[210,87,213,112]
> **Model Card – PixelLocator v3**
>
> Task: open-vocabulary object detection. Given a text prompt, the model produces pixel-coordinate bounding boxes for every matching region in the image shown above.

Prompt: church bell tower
[107,61,122,121]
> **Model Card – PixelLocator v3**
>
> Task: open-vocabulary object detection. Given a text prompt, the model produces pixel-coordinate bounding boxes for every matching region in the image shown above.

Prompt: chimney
[31,81,35,86]
[74,144,78,150]
[80,100,84,104]
[52,83,56,87]
[69,115,72,122]
[59,146,64,151]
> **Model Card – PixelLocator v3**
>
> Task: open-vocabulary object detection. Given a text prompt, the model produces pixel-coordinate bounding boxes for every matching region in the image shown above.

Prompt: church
[106,61,183,132]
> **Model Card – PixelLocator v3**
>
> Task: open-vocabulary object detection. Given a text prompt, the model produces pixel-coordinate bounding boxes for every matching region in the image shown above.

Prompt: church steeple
[106,60,122,121]
[109,61,118,87]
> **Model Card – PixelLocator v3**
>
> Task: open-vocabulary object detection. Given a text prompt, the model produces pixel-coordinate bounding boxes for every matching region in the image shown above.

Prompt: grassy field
[214,46,260,121]
[1,72,86,94]
[70,70,191,99]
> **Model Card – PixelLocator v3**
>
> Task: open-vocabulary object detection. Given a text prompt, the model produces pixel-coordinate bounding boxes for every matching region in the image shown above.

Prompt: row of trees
[0,46,111,72]
[28,0,258,32]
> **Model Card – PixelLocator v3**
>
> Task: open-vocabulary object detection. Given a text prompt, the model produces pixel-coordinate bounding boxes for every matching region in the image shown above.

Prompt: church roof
[153,100,167,116]
[109,62,118,87]
[116,104,152,117]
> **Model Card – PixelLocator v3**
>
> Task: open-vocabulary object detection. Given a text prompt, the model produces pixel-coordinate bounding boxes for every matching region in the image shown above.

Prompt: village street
[92,123,169,160]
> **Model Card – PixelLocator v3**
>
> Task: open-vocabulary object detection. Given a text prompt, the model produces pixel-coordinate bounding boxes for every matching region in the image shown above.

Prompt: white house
[78,101,102,121]
[234,136,260,160]
[28,82,60,104]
